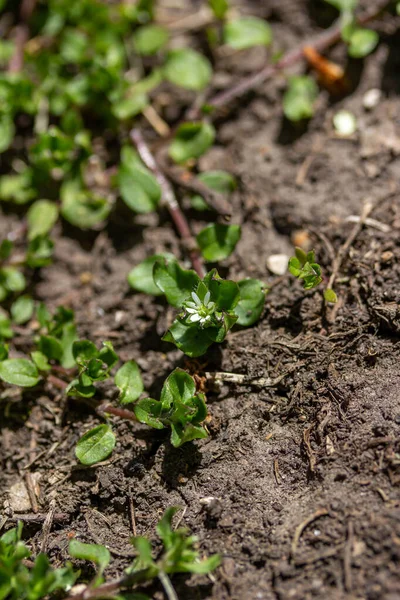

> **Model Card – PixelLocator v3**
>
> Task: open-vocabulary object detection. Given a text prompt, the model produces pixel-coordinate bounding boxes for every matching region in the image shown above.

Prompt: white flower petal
[207,302,215,310]
[190,313,201,322]
[204,291,210,305]
[185,301,197,309]
[186,308,197,314]
[191,292,201,306]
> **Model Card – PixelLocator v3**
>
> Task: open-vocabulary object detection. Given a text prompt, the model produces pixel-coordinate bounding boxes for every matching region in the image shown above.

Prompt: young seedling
[0,522,78,600]
[66,507,220,600]
[74,366,209,465]
[288,247,323,290]
[324,0,379,58]
[66,339,119,398]
[288,247,337,302]
[134,368,208,447]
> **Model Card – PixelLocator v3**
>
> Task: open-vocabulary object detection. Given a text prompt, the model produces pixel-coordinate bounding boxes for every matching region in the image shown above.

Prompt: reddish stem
[8,0,37,73]
[99,403,138,423]
[188,0,391,117]
[130,128,206,278]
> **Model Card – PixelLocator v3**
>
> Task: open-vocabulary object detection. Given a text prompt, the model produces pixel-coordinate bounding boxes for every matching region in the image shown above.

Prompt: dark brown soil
[1,2,400,599]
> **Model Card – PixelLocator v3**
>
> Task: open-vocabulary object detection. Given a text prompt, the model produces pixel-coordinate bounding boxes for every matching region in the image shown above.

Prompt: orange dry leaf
[303,46,349,95]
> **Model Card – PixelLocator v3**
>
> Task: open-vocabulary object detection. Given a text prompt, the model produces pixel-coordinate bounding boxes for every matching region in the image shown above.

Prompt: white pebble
[333,110,357,137]
[266,254,289,276]
[362,88,381,110]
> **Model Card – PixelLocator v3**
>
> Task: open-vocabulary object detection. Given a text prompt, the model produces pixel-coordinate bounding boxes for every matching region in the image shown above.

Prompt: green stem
[158,571,179,600]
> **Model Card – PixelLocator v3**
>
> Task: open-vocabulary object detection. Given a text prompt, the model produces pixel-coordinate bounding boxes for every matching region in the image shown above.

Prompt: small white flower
[183,289,216,327]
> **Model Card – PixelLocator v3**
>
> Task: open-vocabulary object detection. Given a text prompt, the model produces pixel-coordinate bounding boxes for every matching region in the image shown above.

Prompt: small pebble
[333,110,357,137]
[266,254,289,276]
[362,88,381,110]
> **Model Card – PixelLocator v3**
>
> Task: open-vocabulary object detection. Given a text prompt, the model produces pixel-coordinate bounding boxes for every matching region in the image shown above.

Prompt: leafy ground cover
[1,0,400,599]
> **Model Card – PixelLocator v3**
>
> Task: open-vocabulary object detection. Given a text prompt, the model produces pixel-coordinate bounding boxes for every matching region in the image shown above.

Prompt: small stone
[333,110,357,137]
[362,88,381,110]
[266,254,289,276]
[291,229,311,251]
[381,251,393,263]
[8,481,31,512]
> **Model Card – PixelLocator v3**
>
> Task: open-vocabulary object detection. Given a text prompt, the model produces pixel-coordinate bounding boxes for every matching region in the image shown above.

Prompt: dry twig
[291,508,329,557]
[130,128,205,278]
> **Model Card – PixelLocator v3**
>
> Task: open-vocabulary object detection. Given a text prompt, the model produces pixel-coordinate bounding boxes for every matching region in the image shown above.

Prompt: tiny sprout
[288,247,323,290]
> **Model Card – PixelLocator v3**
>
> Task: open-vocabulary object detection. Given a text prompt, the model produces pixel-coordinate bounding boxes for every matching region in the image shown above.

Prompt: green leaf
[162,320,215,357]
[1,267,26,293]
[205,271,240,310]
[153,260,200,307]
[160,368,196,409]
[0,114,15,153]
[235,279,265,326]
[347,28,378,58]
[0,239,13,260]
[127,253,175,296]
[169,122,215,164]
[325,0,358,10]
[170,421,208,447]
[224,17,272,49]
[0,358,39,387]
[75,424,116,465]
[26,235,54,268]
[131,537,155,569]
[60,322,78,369]
[288,256,302,277]
[191,170,236,211]
[134,398,164,429]
[61,180,111,229]
[0,310,13,340]
[69,540,110,574]
[208,0,229,19]
[0,343,9,361]
[27,200,59,241]
[31,351,51,372]
[115,360,144,405]
[118,164,161,214]
[98,341,118,369]
[0,170,36,204]
[283,75,318,122]
[112,92,148,120]
[196,223,241,262]
[72,340,99,365]
[164,49,212,91]
[39,335,64,362]
[324,288,338,303]
[295,246,308,266]
[10,295,34,325]
[66,377,96,398]
[133,24,169,55]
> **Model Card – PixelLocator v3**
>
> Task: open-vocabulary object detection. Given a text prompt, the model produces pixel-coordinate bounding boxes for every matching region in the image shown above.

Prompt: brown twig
[343,520,354,592]
[130,128,206,278]
[99,403,138,423]
[157,150,232,217]
[128,489,137,537]
[24,472,39,513]
[65,570,150,600]
[327,199,375,292]
[205,362,304,388]
[291,508,329,558]
[8,0,37,73]
[188,0,390,118]
[7,512,69,523]
[40,499,56,553]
